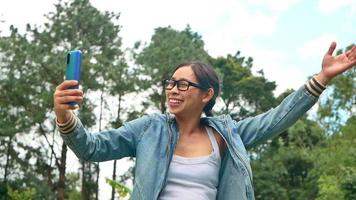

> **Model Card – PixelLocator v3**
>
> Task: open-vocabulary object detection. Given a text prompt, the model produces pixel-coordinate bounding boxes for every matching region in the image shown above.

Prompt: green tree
[66,172,82,200]
[7,187,36,200]
[0,25,52,199]
[252,90,326,200]
[210,53,276,120]
[313,43,356,199]
[0,0,128,199]
[312,116,356,199]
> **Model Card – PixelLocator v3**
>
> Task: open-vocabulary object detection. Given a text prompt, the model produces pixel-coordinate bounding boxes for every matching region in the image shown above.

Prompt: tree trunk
[95,84,105,200]
[3,136,13,200]
[81,161,88,199]
[111,93,122,199]
[111,160,117,200]
[57,142,67,200]
[39,123,60,193]
[95,163,100,200]
[89,162,93,197]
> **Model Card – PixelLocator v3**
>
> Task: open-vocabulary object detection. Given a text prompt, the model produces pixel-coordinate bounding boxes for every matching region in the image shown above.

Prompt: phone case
[65,50,82,106]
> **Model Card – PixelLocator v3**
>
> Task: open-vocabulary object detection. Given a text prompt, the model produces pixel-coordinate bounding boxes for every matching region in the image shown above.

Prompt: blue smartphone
[65,50,82,106]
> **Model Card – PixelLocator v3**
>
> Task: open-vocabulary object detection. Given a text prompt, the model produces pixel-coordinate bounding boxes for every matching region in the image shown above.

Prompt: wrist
[55,111,73,124]
[315,72,331,86]
[56,111,78,134]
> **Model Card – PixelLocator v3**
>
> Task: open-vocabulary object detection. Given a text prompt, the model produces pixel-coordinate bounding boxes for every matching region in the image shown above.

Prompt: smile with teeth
[169,98,183,105]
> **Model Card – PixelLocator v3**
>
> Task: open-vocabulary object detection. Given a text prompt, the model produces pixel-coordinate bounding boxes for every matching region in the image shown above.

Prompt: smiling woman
[165,62,220,118]
[53,42,356,200]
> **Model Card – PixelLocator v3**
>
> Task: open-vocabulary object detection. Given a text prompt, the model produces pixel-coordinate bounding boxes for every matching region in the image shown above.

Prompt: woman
[54,42,356,200]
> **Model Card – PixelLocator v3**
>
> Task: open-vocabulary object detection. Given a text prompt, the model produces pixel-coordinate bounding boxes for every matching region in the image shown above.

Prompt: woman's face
[165,66,207,117]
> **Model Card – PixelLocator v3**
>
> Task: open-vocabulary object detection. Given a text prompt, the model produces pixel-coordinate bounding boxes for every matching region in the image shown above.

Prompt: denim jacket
[61,85,318,200]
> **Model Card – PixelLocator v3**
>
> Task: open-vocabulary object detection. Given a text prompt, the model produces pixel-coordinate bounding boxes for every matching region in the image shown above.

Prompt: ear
[202,88,214,104]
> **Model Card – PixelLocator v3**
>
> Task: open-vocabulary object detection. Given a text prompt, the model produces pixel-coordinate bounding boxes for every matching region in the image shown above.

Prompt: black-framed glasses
[164,79,207,91]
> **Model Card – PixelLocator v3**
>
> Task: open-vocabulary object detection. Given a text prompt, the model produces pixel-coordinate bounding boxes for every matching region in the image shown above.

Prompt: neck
[175,112,202,136]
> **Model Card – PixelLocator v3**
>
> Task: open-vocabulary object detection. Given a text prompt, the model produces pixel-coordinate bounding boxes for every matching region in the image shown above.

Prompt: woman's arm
[234,42,356,149]
[59,114,152,162]
[234,82,319,149]
[53,80,151,162]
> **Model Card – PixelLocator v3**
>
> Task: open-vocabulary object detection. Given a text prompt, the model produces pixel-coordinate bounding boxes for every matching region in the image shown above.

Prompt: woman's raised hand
[53,80,83,123]
[316,42,356,85]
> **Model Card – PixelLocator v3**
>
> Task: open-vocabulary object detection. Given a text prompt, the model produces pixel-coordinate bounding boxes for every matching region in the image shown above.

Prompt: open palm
[321,42,356,79]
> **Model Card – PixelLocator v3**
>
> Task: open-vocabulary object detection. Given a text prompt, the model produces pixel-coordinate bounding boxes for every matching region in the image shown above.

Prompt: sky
[0,0,355,199]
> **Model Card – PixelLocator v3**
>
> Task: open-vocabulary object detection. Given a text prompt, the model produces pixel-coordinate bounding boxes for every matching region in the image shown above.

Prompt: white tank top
[159,126,221,200]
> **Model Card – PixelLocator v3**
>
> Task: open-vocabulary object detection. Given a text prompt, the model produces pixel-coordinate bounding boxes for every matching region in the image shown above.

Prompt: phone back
[65,50,82,89]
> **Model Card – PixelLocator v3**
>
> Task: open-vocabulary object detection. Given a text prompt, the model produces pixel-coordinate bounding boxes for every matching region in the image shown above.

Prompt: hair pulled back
[173,61,220,116]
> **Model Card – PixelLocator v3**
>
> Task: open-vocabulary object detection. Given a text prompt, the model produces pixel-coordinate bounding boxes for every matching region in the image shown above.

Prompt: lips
[168,98,183,106]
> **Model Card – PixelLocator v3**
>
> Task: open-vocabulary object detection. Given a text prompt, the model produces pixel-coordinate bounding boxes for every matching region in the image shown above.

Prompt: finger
[55,96,83,105]
[345,49,356,67]
[345,45,355,55]
[55,103,80,110]
[350,57,356,66]
[56,80,79,91]
[347,45,356,62]
[54,89,83,98]
[54,100,83,111]
[326,41,337,56]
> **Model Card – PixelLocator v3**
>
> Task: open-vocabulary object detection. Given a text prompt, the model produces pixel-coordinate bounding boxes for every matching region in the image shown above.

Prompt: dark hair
[173,61,220,116]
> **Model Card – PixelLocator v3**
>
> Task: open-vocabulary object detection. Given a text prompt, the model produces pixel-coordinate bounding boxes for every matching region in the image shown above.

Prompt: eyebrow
[170,77,195,82]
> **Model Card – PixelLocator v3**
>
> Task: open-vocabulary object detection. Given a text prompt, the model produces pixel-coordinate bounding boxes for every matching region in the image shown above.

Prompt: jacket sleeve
[60,115,152,162]
[233,84,320,149]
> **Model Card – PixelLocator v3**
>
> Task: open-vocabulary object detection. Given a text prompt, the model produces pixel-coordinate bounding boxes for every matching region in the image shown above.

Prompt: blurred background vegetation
[0,0,355,199]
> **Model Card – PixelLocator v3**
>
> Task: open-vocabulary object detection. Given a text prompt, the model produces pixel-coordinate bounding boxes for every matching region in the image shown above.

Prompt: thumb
[326,41,337,56]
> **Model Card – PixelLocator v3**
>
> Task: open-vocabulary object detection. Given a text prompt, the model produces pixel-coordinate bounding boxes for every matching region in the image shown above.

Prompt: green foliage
[311,116,356,199]
[106,178,132,198]
[81,162,99,199]
[7,186,36,200]
[341,172,356,200]
[65,172,82,200]
[253,115,326,199]
[252,153,289,199]
[316,175,343,200]
[0,0,128,198]
[279,116,326,149]
[211,53,276,119]
[0,29,43,136]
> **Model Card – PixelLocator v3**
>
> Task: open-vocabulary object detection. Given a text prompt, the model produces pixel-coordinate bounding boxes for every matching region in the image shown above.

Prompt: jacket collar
[165,112,228,139]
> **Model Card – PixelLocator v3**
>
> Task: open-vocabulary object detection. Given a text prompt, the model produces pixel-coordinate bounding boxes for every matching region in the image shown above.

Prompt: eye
[178,81,189,87]
[179,81,189,86]
[164,80,175,89]
[168,80,175,85]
